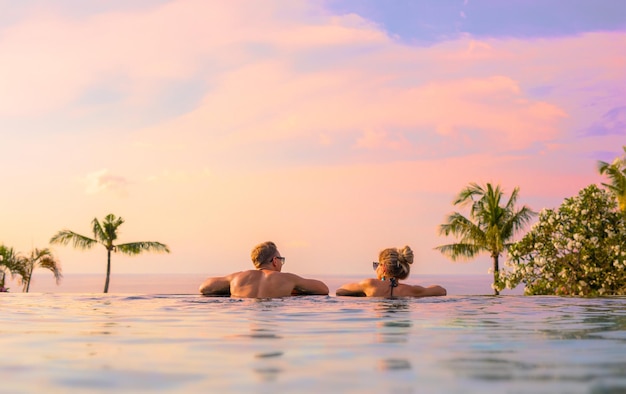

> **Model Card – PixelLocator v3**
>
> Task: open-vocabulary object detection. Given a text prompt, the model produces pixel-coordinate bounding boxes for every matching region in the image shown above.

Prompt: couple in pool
[199,241,447,298]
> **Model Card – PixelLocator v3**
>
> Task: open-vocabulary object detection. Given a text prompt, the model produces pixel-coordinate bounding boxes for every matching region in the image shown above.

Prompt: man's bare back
[199,241,329,298]
[199,269,329,298]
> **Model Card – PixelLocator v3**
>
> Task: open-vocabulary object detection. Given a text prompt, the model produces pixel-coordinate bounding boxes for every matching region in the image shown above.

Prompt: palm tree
[0,245,27,292]
[50,213,170,293]
[435,183,536,295]
[19,248,63,292]
[597,146,626,214]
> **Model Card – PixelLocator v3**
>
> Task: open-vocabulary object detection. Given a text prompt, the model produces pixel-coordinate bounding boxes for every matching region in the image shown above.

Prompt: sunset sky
[1,0,625,280]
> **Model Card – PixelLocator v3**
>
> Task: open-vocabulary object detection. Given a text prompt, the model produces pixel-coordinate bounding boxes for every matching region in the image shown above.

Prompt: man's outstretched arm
[335,281,367,297]
[291,275,329,295]
[199,276,231,296]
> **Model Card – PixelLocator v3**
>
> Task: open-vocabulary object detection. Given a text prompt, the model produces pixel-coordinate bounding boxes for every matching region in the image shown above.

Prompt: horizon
[1,1,625,277]
[3,271,520,295]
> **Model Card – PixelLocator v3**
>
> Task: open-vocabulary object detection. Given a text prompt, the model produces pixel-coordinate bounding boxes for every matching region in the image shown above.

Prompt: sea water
[1,292,625,393]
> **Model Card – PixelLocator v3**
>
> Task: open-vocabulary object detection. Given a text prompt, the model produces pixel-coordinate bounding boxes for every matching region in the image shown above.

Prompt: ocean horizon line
[4,272,520,295]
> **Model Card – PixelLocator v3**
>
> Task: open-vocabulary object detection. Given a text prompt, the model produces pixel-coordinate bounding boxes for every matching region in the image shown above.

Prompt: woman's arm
[409,284,447,297]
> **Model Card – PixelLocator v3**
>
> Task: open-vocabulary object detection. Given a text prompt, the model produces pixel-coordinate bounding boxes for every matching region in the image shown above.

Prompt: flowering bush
[497,184,626,296]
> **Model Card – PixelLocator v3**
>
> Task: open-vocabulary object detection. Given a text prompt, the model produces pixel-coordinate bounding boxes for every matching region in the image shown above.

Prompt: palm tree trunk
[25,265,33,293]
[104,249,111,293]
[492,254,500,296]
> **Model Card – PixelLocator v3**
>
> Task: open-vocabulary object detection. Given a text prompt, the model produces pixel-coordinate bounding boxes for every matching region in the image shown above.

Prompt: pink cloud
[1,1,623,277]
[84,169,129,196]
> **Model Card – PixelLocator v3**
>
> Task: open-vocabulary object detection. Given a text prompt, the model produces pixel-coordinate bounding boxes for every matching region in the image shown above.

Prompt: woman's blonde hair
[379,245,414,280]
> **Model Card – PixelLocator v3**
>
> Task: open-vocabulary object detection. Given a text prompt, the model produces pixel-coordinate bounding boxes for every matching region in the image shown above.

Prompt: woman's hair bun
[398,245,414,265]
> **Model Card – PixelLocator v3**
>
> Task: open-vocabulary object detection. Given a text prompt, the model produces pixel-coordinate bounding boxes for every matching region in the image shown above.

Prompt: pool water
[1,294,625,393]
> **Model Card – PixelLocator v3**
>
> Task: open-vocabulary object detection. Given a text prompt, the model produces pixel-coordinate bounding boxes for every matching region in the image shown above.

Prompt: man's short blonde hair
[251,241,278,268]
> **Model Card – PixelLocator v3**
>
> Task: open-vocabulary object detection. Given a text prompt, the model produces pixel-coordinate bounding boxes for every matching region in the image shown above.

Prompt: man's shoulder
[274,271,302,280]
[228,270,258,278]
[233,269,260,275]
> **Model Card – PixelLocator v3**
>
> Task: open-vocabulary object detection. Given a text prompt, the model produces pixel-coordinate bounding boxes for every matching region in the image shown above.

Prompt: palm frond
[38,256,63,284]
[116,242,170,256]
[50,230,97,250]
[103,214,124,242]
[453,182,485,207]
[91,218,108,244]
[597,159,611,175]
[504,187,520,211]
[508,206,536,235]
[0,246,28,280]
[437,212,487,259]
[597,147,626,213]
[434,243,482,261]
[438,212,478,236]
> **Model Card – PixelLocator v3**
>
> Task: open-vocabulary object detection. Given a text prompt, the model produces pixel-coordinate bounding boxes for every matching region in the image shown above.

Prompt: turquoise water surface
[1,294,625,393]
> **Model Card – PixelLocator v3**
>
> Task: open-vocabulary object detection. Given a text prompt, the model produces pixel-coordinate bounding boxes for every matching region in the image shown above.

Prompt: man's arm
[335,281,367,297]
[291,275,329,295]
[199,275,232,296]
[409,284,447,297]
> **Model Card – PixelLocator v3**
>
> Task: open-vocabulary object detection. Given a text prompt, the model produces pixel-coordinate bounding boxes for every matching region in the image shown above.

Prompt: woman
[336,246,447,297]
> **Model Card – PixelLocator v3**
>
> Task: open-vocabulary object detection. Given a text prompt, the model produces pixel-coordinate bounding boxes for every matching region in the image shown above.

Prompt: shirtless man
[199,241,329,298]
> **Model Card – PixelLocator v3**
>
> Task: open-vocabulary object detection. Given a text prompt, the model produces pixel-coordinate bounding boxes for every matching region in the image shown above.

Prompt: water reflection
[371,298,414,379]
[247,301,287,382]
[5,294,626,393]
[374,299,411,315]
[246,327,282,339]
[375,299,412,344]
[440,297,626,389]
[378,358,412,371]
